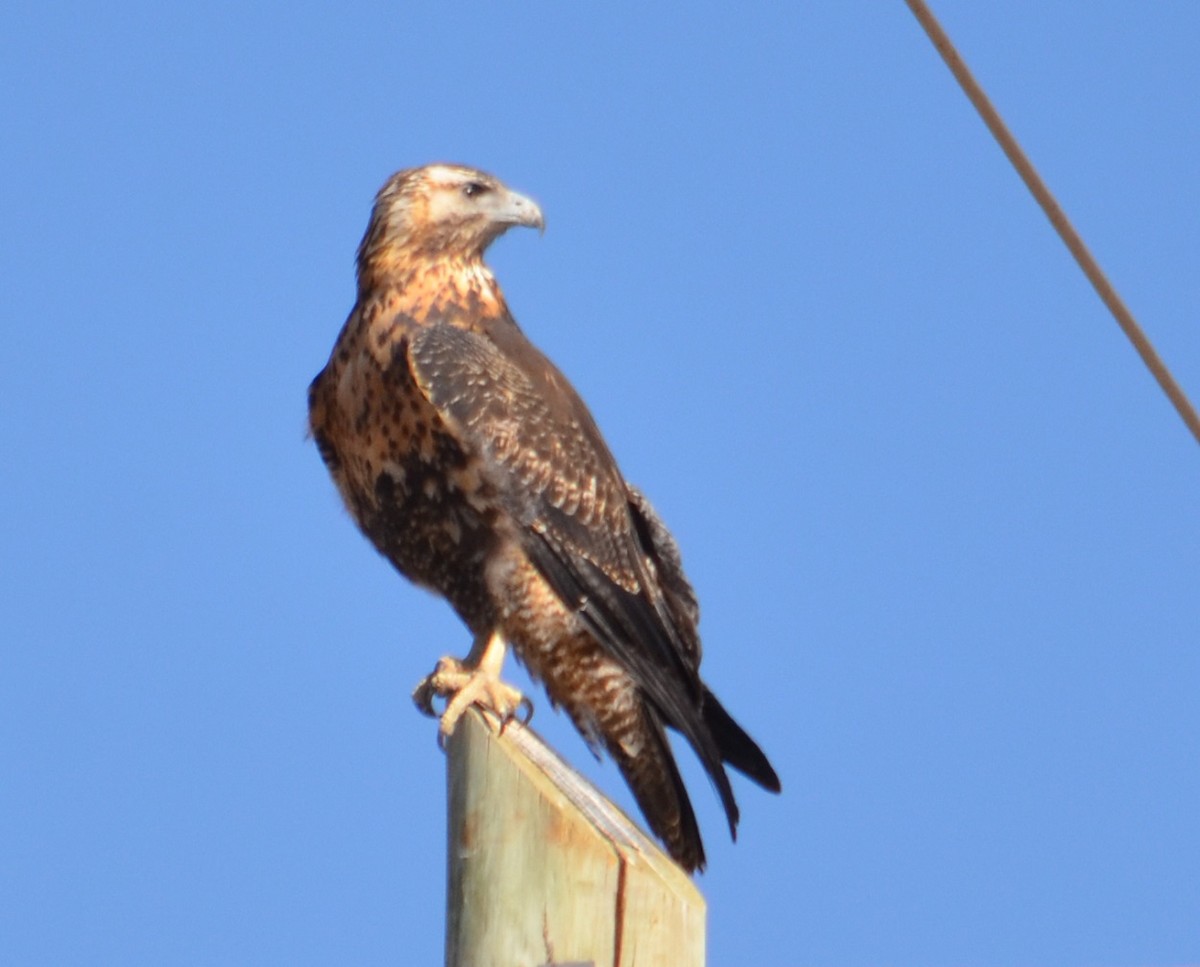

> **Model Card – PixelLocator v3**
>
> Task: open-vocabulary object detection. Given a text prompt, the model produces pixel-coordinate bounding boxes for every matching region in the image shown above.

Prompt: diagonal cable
[904,0,1200,447]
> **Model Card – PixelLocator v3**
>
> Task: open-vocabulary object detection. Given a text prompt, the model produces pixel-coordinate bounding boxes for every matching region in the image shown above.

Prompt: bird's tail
[554,679,706,871]
[606,704,706,873]
[599,688,779,873]
[615,692,779,873]
[701,686,781,793]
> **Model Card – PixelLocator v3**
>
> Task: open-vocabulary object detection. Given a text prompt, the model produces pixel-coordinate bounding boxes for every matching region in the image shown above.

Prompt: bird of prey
[308,163,779,872]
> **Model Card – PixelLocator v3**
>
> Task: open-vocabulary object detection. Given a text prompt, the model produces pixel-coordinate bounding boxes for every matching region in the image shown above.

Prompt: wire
[903,0,1200,447]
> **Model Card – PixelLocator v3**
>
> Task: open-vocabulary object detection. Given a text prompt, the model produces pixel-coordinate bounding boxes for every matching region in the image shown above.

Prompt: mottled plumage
[308,163,779,871]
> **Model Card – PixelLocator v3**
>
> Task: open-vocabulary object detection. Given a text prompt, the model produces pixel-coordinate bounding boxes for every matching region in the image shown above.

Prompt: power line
[903,0,1200,447]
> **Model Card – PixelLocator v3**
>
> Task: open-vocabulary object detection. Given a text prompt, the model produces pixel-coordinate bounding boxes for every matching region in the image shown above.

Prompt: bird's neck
[357,254,509,327]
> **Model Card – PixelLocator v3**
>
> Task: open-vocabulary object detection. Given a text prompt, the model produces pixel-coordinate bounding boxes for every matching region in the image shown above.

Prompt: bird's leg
[411,630,532,740]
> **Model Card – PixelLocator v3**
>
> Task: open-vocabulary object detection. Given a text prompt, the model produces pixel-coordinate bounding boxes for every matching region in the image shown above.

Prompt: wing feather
[406,320,740,832]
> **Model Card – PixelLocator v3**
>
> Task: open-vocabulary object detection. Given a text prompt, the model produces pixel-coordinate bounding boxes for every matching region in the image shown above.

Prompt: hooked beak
[494,187,545,235]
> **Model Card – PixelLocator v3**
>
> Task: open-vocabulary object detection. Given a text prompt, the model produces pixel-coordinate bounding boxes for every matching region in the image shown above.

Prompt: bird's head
[357,164,544,286]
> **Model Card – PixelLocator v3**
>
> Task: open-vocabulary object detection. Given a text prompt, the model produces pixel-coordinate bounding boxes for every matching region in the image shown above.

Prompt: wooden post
[445,709,706,967]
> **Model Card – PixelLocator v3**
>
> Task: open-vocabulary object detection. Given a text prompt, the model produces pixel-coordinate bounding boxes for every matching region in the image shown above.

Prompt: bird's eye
[462,181,490,198]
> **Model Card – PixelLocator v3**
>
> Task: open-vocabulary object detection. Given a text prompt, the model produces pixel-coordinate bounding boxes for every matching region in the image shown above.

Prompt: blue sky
[3,2,1198,964]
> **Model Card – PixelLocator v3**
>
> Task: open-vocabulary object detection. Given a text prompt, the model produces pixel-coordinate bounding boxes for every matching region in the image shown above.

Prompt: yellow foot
[412,653,532,742]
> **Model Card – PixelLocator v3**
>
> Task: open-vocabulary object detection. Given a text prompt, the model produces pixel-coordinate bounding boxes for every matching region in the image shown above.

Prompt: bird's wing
[627,482,779,793]
[407,319,738,825]
[625,485,701,665]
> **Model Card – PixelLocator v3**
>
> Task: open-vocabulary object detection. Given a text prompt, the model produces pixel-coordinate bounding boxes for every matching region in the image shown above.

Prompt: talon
[497,696,533,736]
[411,678,438,718]
[411,657,459,719]
[493,693,534,737]
[410,632,526,741]
[516,695,534,726]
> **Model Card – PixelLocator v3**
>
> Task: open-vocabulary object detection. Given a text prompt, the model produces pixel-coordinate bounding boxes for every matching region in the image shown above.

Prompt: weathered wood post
[445,709,706,967]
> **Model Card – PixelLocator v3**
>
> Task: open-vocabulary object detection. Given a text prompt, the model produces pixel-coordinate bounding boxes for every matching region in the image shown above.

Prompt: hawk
[308,163,779,871]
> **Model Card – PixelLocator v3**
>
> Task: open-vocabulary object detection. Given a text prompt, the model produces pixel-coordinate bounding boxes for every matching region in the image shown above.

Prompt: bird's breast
[312,334,507,626]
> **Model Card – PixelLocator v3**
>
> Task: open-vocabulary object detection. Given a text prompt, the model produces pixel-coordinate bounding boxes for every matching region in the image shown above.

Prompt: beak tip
[525,203,546,235]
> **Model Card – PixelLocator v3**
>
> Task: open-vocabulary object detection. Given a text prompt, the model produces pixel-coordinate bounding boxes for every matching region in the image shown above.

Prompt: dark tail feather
[609,705,707,873]
[702,687,781,793]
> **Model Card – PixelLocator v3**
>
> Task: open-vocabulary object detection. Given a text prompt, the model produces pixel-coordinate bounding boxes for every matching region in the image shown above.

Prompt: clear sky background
[3,2,1198,965]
